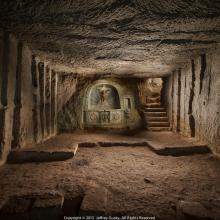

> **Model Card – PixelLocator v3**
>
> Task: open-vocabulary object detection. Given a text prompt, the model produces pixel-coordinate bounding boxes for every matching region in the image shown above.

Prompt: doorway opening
[145,78,163,105]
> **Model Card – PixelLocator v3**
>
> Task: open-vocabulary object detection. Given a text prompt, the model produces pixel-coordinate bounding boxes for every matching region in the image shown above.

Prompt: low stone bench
[7,151,74,164]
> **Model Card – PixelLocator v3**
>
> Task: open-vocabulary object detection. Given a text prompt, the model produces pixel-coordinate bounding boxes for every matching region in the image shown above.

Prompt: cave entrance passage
[145,78,163,105]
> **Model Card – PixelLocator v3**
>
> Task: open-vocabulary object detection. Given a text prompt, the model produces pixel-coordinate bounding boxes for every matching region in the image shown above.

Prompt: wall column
[11,41,22,149]
[51,70,58,135]
[20,45,34,147]
[0,31,9,162]
[0,33,17,161]
[38,62,46,139]
[35,58,43,142]
[45,64,51,136]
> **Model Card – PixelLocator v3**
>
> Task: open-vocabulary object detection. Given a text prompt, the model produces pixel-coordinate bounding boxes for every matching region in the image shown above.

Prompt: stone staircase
[144,103,171,131]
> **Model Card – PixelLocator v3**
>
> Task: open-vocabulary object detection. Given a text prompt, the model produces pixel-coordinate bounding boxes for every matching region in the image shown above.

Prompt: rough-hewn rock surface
[0,1,220,159]
[0,2,220,219]
[0,0,220,76]
[0,31,59,163]
[163,48,220,154]
[58,77,143,131]
[176,200,214,220]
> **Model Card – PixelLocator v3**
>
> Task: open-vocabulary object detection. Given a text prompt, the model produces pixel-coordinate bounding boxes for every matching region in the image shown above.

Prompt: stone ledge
[7,151,74,164]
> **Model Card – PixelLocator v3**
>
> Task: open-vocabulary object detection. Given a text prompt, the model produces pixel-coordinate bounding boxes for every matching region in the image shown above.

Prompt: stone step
[145,112,167,117]
[145,103,161,108]
[144,107,166,112]
[147,117,169,122]
[148,127,171,131]
[148,121,170,127]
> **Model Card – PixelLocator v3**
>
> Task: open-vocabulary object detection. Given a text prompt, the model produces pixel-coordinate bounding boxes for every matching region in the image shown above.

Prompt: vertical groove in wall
[51,70,56,135]
[183,72,187,134]
[0,31,9,155]
[188,59,196,137]
[31,56,38,88]
[1,32,9,106]
[54,73,58,133]
[11,41,23,149]
[38,62,45,138]
[200,54,206,94]
[208,74,211,100]
[177,68,181,132]
[45,66,51,136]
[189,60,195,115]
[31,56,38,143]
[171,72,174,130]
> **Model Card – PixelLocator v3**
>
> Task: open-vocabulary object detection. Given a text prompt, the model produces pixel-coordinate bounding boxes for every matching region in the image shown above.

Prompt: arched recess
[83,80,124,127]
[88,84,121,110]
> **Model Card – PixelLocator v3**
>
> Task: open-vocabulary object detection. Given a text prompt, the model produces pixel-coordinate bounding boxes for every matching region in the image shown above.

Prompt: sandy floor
[0,132,220,219]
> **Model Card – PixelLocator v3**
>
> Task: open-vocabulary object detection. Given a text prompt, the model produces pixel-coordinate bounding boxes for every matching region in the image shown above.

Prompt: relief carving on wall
[89,84,120,110]
[85,83,123,125]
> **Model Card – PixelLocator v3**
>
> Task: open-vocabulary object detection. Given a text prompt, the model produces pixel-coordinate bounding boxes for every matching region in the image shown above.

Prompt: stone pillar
[0,31,9,162]
[45,64,51,137]
[0,33,17,161]
[35,58,43,142]
[180,66,186,133]
[182,61,193,137]
[177,68,181,132]
[0,30,3,99]
[51,70,58,136]
[38,62,46,139]
[171,72,174,130]
[20,45,34,147]
[0,30,4,162]
[172,70,178,132]
[31,55,43,143]
[11,41,22,149]
[161,74,173,131]
[55,73,58,134]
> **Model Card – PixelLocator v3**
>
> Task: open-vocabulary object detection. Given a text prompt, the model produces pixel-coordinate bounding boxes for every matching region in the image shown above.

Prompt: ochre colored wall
[0,31,59,164]
[58,77,144,132]
[163,47,220,154]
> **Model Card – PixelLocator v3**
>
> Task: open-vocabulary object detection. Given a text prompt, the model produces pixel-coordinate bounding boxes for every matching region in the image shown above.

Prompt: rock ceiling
[0,0,220,76]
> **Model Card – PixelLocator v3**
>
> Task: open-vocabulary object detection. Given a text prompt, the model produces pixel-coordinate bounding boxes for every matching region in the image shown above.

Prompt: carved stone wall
[58,78,143,132]
[0,31,59,164]
[163,47,220,154]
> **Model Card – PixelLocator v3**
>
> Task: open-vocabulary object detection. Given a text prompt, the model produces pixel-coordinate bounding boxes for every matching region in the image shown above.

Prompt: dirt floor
[0,131,220,220]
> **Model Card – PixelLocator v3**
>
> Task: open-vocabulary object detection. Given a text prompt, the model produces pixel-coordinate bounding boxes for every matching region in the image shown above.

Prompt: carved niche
[85,84,123,126]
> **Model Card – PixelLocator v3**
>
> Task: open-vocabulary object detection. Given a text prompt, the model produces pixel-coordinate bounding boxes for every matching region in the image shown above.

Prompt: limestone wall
[161,75,173,128]
[57,73,78,112]
[0,32,17,163]
[58,77,143,132]
[164,47,220,154]
[0,30,59,164]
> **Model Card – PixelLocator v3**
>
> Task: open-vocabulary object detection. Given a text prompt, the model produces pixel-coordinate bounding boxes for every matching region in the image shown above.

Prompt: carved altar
[82,80,141,130]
